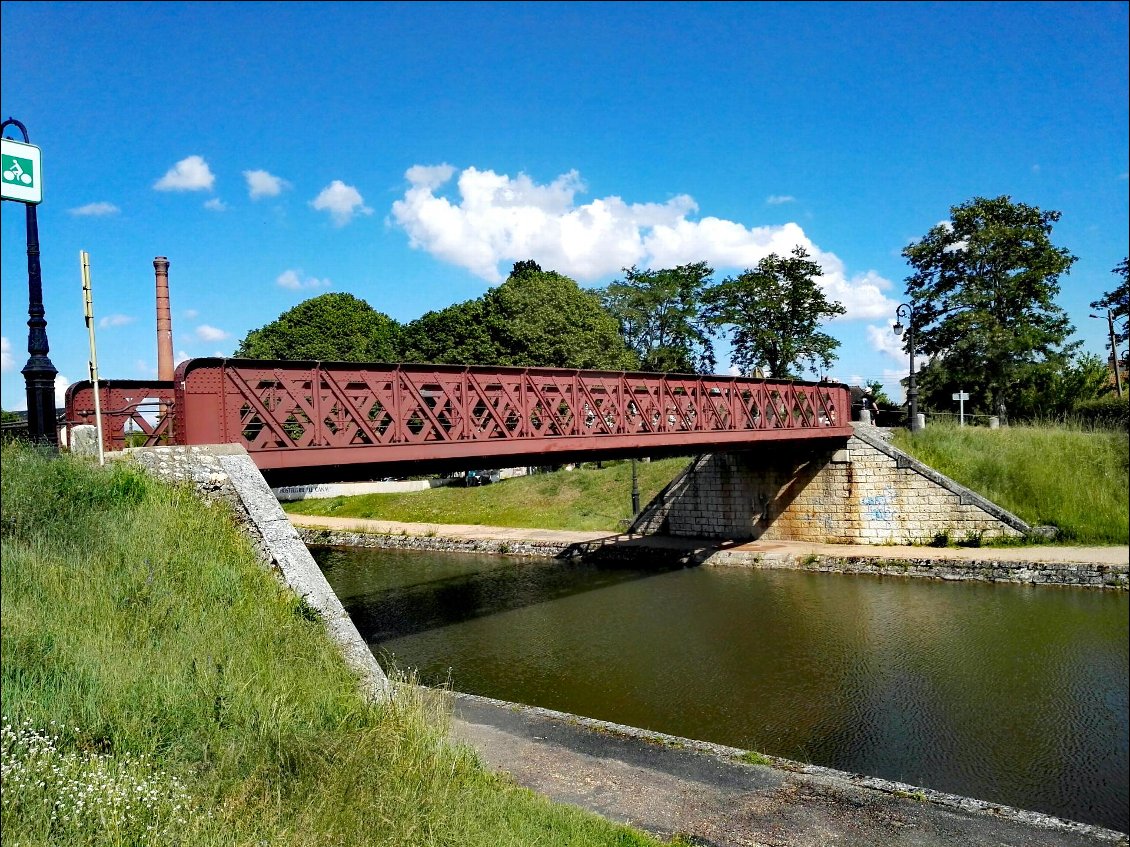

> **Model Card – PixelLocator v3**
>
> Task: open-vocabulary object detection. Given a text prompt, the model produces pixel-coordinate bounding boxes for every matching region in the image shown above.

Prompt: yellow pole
[80,251,105,465]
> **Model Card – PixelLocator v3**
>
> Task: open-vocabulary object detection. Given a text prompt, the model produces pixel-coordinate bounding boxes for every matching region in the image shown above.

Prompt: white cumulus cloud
[311,180,372,226]
[154,155,215,191]
[69,202,120,216]
[766,195,795,205]
[99,314,135,328]
[183,309,199,319]
[203,198,227,212]
[867,323,909,360]
[244,169,291,199]
[195,324,230,342]
[276,269,331,290]
[390,164,898,318]
[1,336,12,372]
[55,374,70,407]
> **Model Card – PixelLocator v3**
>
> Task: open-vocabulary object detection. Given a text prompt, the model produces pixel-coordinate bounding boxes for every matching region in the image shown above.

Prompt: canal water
[312,545,1129,832]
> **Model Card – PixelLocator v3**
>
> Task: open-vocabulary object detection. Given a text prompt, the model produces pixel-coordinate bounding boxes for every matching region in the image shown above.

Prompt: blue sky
[2,1,1127,413]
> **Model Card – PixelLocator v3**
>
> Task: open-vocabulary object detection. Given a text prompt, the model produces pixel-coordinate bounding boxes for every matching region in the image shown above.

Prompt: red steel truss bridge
[65,358,853,485]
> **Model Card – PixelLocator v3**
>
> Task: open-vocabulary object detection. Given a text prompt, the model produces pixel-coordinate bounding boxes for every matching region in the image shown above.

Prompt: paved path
[287,513,1129,565]
[451,694,1127,847]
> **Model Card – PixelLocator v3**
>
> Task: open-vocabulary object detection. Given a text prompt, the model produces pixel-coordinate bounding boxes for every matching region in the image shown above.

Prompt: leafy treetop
[702,246,845,379]
[902,195,1077,414]
[601,262,716,374]
[234,293,400,362]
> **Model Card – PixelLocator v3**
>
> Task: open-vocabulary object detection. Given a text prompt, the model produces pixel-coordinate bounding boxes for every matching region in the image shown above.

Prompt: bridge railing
[169,359,851,460]
[64,381,176,452]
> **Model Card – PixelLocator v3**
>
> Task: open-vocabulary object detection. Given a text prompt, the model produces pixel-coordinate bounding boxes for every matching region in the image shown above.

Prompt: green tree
[400,262,639,370]
[1090,257,1129,368]
[702,247,845,379]
[235,293,400,362]
[902,196,1078,416]
[399,299,501,365]
[601,263,716,373]
[484,264,638,370]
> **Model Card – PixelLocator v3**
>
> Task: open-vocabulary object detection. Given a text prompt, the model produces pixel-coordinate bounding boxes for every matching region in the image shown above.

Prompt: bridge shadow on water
[310,537,721,645]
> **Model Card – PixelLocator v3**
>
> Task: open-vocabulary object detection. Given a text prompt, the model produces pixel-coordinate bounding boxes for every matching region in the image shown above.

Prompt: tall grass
[892,422,1129,544]
[0,442,665,846]
[283,457,694,531]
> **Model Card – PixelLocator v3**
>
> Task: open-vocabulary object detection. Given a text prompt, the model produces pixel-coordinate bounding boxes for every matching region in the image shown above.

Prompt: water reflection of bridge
[65,358,852,485]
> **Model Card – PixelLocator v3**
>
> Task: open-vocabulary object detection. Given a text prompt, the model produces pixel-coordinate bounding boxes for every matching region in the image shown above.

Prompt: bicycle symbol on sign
[2,156,33,185]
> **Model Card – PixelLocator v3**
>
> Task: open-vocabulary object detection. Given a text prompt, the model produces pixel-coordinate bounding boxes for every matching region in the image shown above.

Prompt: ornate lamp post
[2,117,58,446]
[892,303,920,432]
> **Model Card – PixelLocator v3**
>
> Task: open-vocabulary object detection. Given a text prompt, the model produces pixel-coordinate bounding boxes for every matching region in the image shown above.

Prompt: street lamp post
[1089,310,1123,398]
[1,117,58,446]
[892,303,920,432]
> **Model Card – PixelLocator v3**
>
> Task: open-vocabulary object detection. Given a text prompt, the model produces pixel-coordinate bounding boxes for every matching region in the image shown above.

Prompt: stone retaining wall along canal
[292,527,1128,590]
[632,422,1031,544]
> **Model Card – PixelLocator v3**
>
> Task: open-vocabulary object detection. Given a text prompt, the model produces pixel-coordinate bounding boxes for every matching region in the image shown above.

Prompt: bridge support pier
[632,425,1028,545]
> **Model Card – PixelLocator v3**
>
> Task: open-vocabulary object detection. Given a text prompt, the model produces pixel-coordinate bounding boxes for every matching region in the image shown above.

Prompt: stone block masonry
[633,423,1029,545]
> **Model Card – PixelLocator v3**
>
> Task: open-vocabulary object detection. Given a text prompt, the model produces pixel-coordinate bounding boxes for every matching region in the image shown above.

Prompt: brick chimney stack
[154,257,174,381]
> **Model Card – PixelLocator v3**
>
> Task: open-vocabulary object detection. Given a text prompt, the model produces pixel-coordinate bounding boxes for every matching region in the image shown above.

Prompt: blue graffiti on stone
[860,487,896,522]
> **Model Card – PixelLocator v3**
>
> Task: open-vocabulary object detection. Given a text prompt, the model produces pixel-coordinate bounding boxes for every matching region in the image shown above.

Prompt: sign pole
[81,251,105,465]
[2,117,57,446]
[952,390,969,426]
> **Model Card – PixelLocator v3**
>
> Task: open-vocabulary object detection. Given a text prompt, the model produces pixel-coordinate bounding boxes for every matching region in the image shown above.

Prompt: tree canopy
[702,246,845,379]
[401,262,638,370]
[234,293,400,362]
[902,195,1078,416]
[399,298,500,365]
[600,262,716,374]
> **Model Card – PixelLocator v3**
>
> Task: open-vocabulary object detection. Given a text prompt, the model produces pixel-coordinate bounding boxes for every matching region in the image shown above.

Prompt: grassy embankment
[285,424,1129,545]
[892,421,1129,545]
[0,441,668,846]
[282,457,693,531]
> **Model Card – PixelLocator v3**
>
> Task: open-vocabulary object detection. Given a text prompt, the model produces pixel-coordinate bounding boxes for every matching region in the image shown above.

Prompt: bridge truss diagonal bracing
[65,359,853,484]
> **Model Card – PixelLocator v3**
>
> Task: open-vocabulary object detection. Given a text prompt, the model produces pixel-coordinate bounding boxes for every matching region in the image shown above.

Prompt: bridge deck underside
[252,427,854,486]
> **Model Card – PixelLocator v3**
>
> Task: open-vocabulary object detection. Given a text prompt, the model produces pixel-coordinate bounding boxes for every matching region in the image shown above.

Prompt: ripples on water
[314,546,1130,833]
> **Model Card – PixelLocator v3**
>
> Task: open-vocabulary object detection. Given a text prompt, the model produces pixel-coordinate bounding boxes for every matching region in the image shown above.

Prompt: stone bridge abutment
[633,423,1030,545]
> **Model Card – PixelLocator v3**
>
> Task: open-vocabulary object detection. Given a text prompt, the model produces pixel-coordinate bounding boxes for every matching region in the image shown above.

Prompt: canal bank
[293,513,1129,845]
[107,444,1128,845]
[289,514,1129,589]
[449,692,1126,847]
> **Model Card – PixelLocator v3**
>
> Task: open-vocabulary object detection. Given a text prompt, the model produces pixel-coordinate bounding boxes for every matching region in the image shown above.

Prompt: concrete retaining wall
[273,478,455,501]
[633,424,1029,544]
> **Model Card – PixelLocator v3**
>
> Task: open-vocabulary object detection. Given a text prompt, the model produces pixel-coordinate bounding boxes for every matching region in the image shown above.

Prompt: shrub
[1072,395,1129,430]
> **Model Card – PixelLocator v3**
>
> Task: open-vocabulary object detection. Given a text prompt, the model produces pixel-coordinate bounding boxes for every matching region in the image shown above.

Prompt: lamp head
[892,321,904,337]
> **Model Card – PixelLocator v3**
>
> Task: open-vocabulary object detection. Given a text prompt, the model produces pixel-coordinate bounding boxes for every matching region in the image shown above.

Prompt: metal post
[893,303,919,432]
[3,117,58,446]
[631,457,640,516]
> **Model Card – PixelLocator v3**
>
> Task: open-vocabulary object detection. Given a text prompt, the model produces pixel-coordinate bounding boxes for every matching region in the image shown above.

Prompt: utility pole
[1103,310,1122,398]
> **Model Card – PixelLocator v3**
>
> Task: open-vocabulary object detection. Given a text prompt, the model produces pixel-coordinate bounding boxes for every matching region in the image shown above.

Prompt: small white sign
[952,392,970,400]
[1,137,43,204]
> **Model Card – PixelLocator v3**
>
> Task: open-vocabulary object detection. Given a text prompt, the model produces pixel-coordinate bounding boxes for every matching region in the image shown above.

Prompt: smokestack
[154,257,174,381]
